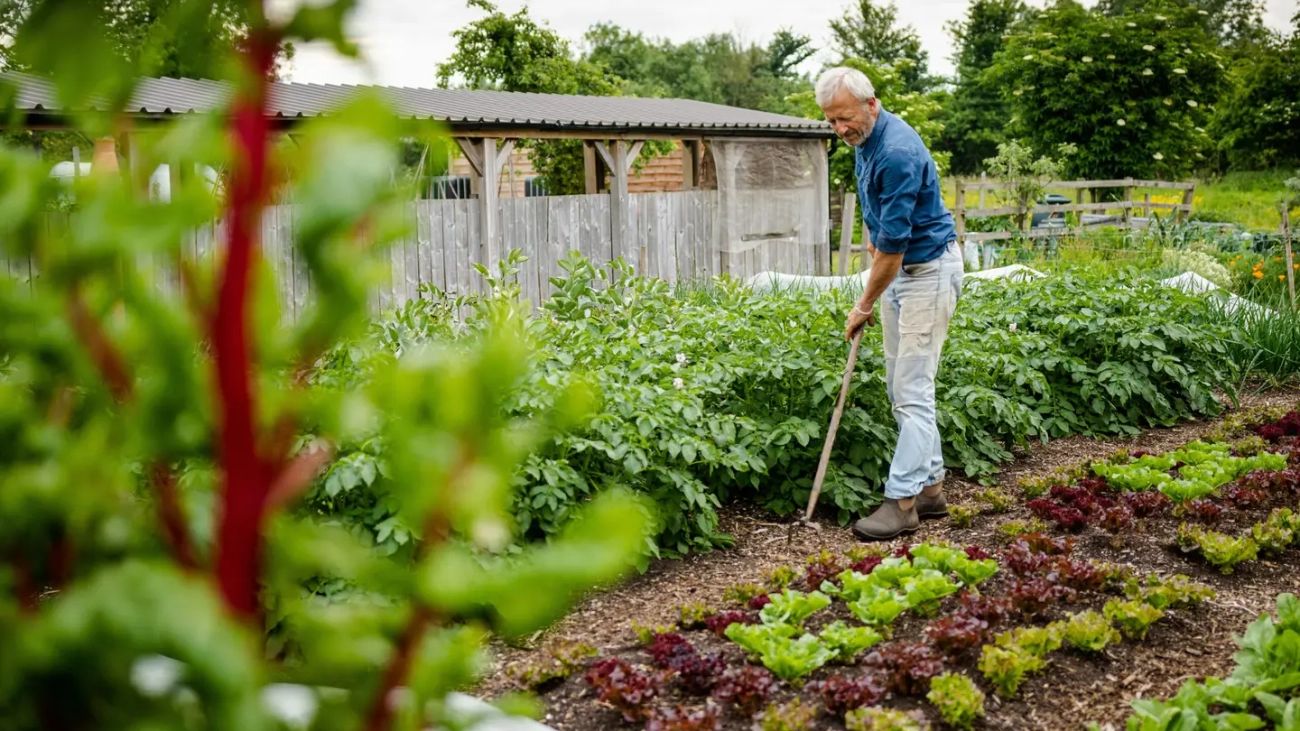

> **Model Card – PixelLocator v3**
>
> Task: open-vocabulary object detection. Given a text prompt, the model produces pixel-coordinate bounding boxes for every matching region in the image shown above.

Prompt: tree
[438,0,646,195]
[1095,0,1267,49]
[1207,20,1300,170]
[580,24,814,115]
[828,0,936,92]
[986,0,1225,181]
[936,0,1032,174]
[0,0,294,79]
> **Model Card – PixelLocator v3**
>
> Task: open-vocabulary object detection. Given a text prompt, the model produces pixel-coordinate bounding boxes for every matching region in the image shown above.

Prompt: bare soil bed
[475,388,1300,730]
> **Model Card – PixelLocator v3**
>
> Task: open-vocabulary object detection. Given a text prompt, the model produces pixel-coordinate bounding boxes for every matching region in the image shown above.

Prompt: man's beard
[842,114,877,147]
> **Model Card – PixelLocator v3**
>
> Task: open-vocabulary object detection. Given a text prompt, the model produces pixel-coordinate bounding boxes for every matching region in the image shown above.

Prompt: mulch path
[473,387,1300,730]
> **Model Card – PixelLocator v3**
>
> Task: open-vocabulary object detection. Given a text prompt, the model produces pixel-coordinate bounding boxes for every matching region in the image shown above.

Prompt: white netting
[708,138,829,276]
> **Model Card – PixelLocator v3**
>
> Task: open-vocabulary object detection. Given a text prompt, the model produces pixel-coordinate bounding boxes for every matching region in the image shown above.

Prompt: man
[815,66,965,541]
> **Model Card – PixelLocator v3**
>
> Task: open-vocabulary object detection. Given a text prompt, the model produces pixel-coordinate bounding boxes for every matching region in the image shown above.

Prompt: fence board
[6,188,820,316]
[528,197,548,303]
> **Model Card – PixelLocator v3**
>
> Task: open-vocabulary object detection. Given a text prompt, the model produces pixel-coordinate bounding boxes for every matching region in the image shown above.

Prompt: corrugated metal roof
[1,71,833,138]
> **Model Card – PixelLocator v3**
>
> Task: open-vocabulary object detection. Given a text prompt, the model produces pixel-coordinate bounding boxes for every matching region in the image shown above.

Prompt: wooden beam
[583,142,599,195]
[474,138,513,287]
[681,141,697,190]
[610,141,631,275]
[454,137,485,177]
[592,140,616,172]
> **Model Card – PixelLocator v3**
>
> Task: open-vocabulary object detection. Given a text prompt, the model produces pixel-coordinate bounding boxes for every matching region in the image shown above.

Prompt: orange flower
[1254,271,1264,279]
[1280,275,1287,281]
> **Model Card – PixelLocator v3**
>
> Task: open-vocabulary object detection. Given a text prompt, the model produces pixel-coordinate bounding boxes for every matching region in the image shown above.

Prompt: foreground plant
[927,673,986,730]
[0,5,652,731]
[645,700,721,731]
[819,621,885,662]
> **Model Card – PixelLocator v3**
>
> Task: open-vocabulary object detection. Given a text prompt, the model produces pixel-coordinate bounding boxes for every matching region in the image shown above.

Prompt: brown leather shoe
[916,485,948,519]
[852,498,920,541]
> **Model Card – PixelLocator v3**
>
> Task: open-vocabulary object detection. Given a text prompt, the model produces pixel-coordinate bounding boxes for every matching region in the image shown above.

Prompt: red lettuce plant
[712,666,780,717]
[705,611,757,638]
[646,700,721,731]
[865,643,946,696]
[1173,499,1225,526]
[849,555,884,576]
[958,591,1017,626]
[924,614,990,656]
[747,594,773,611]
[650,633,695,668]
[586,658,668,722]
[1122,491,1171,519]
[1009,577,1076,616]
[812,674,888,717]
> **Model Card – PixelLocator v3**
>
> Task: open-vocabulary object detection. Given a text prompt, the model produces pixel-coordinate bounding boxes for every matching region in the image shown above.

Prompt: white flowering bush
[1162,249,1234,289]
[987,2,1224,180]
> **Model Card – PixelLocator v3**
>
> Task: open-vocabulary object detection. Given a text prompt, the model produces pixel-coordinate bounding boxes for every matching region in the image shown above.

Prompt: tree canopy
[986,0,1225,180]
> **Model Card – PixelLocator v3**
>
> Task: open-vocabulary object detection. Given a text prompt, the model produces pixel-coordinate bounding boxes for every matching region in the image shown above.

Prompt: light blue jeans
[879,241,964,500]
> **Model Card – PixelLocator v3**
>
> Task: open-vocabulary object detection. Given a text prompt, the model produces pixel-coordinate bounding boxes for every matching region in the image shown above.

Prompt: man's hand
[845,302,875,341]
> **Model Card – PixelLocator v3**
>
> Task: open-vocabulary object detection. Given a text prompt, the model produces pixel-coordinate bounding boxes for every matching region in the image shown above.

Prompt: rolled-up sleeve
[869,147,921,254]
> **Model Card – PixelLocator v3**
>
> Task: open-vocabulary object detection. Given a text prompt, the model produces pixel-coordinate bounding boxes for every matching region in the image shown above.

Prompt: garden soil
[473,387,1300,730]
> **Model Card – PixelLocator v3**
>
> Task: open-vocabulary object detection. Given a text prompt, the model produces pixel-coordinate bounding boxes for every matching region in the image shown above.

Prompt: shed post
[455,137,515,280]
[681,140,699,190]
[594,140,644,276]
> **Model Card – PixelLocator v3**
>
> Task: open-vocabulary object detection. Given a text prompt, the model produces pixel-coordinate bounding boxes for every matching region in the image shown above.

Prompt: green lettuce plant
[819,621,885,663]
[1104,600,1166,641]
[1063,611,1121,653]
[1178,524,1260,574]
[927,673,986,730]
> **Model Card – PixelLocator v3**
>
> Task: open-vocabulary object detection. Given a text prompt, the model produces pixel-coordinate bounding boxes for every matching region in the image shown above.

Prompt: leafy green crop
[819,621,884,663]
[314,261,1239,558]
[845,707,928,731]
[995,623,1065,658]
[910,543,1000,587]
[724,623,833,683]
[1125,574,1217,610]
[1253,509,1300,555]
[1093,441,1287,504]
[1105,600,1166,641]
[979,644,1044,699]
[759,590,832,628]
[846,585,910,627]
[928,673,987,730]
[1178,524,1261,574]
[1064,611,1122,653]
[1122,593,1300,730]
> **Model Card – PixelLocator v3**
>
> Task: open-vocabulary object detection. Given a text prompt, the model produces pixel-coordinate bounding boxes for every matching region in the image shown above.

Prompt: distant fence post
[1178,183,1195,224]
[1143,192,1151,220]
[1122,177,1135,231]
[978,172,986,209]
[1284,204,1296,308]
[954,179,966,258]
[838,190,856,276]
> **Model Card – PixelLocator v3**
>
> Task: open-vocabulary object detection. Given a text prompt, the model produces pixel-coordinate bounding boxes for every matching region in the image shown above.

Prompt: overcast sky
[268,0,1299,89]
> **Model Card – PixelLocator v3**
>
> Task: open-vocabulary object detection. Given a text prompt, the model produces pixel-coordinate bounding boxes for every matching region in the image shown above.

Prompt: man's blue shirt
[854,106,956,266]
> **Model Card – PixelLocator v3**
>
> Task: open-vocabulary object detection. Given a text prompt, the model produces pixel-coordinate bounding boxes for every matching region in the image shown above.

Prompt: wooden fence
[3,188,830,319]
[954,178,1197,244]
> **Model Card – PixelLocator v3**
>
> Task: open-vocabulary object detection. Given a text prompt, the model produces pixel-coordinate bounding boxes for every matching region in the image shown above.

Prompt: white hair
[814,67,876,108]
